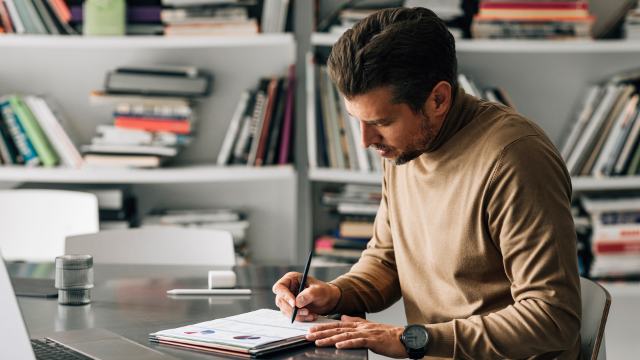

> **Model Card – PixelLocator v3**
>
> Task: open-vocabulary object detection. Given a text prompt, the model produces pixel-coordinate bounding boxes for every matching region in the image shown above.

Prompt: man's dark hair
[327,7,458,113]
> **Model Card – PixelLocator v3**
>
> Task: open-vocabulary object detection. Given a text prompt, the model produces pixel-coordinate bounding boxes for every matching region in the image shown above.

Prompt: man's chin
[392,150,423,165]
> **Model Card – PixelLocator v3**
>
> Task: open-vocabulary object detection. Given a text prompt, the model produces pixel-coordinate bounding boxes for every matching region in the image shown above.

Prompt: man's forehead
[343,87,396,121]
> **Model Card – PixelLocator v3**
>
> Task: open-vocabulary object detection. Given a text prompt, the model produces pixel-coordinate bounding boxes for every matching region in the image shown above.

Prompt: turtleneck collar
[424,86,477,153]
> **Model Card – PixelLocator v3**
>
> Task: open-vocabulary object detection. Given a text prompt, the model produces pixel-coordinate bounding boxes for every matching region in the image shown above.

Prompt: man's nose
[360,122,378,148]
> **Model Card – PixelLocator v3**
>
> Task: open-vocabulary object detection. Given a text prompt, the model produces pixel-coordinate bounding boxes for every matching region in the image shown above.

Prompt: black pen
[291,250,313,323]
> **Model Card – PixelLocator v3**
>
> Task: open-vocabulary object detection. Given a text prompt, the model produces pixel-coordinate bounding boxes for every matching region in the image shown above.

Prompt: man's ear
[423,81,452,117]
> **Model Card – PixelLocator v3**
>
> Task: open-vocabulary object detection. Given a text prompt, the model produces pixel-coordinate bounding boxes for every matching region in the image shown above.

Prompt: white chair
[65,227,235,267]
[580,277,612,360]
[0,189,99,262]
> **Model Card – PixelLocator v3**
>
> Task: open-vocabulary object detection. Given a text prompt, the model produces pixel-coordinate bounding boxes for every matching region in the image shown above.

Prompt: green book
[9,95,59,167]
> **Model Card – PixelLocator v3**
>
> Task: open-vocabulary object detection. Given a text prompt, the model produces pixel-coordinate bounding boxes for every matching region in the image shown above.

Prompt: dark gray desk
[9,263,367,360]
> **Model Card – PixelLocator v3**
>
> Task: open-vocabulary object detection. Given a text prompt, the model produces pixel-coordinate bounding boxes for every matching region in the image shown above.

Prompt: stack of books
[142,207,249,260]
[315,184,381,263]
[160,0,291,36]
[0,0,76,35]
[217,65,295,167]
[86,65,212,168]
[561,77,640,177]
[67,0,164,35]
[624,3,640,40]
[472,0,594,39]
[0,95,82,167]
[318,1,464,38]
[582,196,640,279]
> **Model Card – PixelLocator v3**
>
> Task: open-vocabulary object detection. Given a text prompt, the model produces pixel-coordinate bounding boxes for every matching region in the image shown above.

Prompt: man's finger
[315,330,368,347]
[335,338,369,349]
[309,321,358,333]
[305,327,353,341]
[272,285,296,307]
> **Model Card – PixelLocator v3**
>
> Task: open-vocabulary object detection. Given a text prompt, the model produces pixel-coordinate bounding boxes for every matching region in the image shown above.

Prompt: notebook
[149,309,337,358]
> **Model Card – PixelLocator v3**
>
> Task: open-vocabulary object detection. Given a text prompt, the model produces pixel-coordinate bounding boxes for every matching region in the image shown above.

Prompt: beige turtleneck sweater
[330,88,581,359]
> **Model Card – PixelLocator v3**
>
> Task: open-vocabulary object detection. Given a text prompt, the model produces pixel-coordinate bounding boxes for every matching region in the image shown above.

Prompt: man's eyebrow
[346,112,391,125]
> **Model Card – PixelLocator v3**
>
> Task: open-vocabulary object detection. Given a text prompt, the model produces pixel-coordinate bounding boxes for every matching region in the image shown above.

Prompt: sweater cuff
[328,277,356,314]
[424,321,455,358]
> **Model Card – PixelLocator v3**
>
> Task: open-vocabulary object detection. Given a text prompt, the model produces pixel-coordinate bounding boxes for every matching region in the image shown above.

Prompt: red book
[595,241,640,254]
[480,2,588,10]
[114,117,191,134]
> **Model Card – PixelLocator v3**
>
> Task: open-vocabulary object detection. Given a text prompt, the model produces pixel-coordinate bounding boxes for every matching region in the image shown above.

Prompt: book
[264,77,287,165]
[614,110,640,174]
[149,309,336,358]
[277,64,295,165]
[81,143,178,157]
[3,0,25,34]
[83,154,161,168]
[253,77,279,166]
[9,95,59,167]
[217,91,250,166]
[105,69,212,98]
[114,116,191,134]
[23,96,83,168]
[0,0,14,33]
[89,91,190,108]
[0,99,40,166]
[32,0,60,34]
[561,85,602,160]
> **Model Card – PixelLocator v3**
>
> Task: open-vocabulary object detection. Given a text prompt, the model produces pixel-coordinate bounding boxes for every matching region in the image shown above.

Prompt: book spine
[217,91,250,166]
[4,0,27,33]
[114,117,191,134]
[278,64,296,165]
[9,95,59,166]
[0,105,20,164]
[0,100,39,166]
[254,78,279,166]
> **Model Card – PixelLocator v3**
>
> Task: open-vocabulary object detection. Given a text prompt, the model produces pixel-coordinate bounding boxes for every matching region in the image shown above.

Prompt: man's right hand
[272,272,342,322]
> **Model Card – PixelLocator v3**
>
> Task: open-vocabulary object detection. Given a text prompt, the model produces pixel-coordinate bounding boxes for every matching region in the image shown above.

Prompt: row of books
[0,0,76,35]
[315,184,381,263]
[0,95,76,167]
[561,77,640,177]
[84,65,210,168]
[217,65,295,167]
[471,0,594,39]
[582,196,640,279]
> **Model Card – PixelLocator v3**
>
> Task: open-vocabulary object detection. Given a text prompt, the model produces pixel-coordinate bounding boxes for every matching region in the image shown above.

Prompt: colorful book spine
[114,116,191,134]
[9,95,59,166]
[0,100,40,166]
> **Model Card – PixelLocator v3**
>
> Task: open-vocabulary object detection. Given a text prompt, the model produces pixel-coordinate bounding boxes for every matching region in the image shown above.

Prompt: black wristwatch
[400,324,429,359]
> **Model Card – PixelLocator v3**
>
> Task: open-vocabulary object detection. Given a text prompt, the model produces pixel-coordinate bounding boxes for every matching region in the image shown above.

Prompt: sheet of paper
[152,309,336,349]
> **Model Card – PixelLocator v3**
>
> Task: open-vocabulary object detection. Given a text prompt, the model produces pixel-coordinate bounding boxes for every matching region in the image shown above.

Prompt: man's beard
[380,113,437,166]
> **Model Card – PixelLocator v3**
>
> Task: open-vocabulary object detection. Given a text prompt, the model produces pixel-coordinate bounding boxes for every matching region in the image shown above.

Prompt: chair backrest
[65,227,235,267]
[580,277,612,360]
[0,189,99,262]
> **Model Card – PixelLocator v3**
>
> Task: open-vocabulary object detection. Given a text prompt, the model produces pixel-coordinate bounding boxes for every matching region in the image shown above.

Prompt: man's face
[344,87,437,165]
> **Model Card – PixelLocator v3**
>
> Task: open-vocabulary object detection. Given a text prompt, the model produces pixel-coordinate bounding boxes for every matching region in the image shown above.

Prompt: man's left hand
[305,315,408,358]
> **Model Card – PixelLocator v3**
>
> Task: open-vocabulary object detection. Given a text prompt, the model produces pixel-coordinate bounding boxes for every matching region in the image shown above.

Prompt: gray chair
[65,227,235,267]
[580,277,612,360]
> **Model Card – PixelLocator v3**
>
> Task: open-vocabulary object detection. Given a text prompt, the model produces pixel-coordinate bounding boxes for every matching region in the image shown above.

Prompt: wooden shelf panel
[0,165,296,184]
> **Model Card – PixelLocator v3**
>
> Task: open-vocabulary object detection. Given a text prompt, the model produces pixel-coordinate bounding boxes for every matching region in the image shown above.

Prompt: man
[273,7,581,359]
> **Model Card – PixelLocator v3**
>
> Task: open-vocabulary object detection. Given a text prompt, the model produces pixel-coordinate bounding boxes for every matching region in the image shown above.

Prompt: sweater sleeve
[425,135,582,359]
[329,160,402,315]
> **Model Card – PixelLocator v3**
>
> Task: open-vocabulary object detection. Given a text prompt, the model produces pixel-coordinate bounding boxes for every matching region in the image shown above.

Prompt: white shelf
[311,32,640,53]
[308,169,640,191]
[308,168,382,184]
[0,165,295,184]
[572,177,640,192]
[0,34,294,49]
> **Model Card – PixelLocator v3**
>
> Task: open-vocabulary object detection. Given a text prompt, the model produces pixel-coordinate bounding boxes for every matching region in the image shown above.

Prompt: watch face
[404,325,428,349]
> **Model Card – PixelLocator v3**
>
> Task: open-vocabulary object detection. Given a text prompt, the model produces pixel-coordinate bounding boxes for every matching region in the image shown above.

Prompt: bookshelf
[0,34,298,263]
